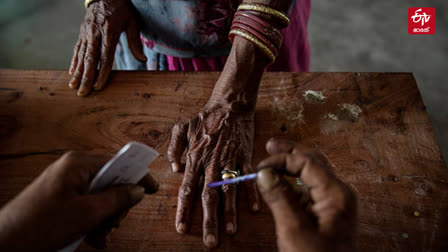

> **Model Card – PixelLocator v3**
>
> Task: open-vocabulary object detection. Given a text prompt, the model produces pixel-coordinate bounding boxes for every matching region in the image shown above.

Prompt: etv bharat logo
[408,7,435,34]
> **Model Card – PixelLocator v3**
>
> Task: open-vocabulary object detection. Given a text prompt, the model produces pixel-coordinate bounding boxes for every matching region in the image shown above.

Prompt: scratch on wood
[175,81,184,92]
[78,106,108,116]
[6,91,23,103]
[142,93,153,99]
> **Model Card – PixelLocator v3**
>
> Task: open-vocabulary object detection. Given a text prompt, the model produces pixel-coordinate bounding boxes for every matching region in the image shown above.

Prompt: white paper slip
[89,142,159,193]
[59,142,159,252]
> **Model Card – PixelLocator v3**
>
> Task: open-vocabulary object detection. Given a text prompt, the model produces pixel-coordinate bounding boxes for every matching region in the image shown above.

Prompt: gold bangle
[230,29,276,63]
[85,0,97,9]
[237,3,290,27]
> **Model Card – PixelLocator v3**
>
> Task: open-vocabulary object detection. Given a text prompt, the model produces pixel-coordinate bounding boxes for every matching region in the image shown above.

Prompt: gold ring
[237,3,290,27]
[221,169,240,180]
[222,173,237,180]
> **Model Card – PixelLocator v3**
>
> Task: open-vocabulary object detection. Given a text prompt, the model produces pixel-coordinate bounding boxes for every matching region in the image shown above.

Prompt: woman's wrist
[206,0,293,112]
[207,36,267,112]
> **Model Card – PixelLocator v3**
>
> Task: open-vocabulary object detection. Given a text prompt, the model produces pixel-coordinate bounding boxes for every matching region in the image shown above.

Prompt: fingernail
[171,163,180,173]
[257,168,280,191]
[205,234,216,247]
[93,84,101,91]
[129,185,145,205]
[226,222,235,234]
[252,202,260,212]
[176,222,187,234]
[77,90,87,97]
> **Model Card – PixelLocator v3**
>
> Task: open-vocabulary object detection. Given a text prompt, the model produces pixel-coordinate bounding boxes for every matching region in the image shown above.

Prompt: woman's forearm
[208,36,266,111]
[207,0,293,112]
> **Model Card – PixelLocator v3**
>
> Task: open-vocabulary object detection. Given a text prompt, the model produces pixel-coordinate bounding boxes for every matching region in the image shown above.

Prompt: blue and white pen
[207,173,258,188]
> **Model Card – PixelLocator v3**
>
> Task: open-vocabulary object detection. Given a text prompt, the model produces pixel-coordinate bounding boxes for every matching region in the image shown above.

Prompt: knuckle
[87,40,98,48]
[101,39,110,49]
[201,189,219,204]
[178,184,193,199]
[174,121,187,131]
[81,75,93,84]
[100,53,112,64]
[221,183,236,193]
[186,152,198,164]
[74,68,83,77]
[203,218,217,229]
[84,55,96,65]
[78,50,86,58]
[73,45,80,54]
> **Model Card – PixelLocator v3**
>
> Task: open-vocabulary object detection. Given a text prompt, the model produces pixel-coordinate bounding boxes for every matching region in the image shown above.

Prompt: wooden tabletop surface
[0,69,447,251]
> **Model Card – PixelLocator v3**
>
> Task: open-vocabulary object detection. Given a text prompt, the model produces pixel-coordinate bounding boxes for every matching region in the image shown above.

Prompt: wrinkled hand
[168,101,260,247]
[257,138,357,252]
[0,151,158,251]
[69,0,147,96]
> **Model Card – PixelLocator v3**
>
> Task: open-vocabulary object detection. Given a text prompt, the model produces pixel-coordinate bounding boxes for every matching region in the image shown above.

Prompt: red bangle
[229,28,276,63]
[231,22,278,57]
[233,12,282,49]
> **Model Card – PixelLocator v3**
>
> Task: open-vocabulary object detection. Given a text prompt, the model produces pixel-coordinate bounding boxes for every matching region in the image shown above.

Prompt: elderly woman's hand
[69,0,147,96]
[257,138,357,252]
[167,98,260,247]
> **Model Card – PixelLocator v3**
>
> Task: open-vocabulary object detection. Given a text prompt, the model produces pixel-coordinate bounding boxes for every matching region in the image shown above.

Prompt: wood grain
[0,70,447,251]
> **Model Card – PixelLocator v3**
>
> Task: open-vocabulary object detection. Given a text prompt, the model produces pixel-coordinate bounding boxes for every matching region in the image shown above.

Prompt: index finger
[54,151,111,178]
[48,151,111,192]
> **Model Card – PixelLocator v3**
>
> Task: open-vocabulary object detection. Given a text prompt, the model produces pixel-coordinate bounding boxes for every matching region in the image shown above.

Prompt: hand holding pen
[209,138,358,252]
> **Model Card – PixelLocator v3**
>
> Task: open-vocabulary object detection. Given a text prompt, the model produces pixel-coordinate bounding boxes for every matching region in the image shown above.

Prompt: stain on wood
[0,70,447,251]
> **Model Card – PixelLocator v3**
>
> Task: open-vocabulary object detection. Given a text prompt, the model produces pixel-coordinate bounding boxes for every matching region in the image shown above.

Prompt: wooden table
[0,70,447,251]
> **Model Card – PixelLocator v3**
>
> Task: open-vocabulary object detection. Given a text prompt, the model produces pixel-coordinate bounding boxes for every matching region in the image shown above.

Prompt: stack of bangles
[229,3,290,64]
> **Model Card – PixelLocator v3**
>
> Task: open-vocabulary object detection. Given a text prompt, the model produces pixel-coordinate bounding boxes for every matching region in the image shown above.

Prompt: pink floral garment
[116,0,310,71]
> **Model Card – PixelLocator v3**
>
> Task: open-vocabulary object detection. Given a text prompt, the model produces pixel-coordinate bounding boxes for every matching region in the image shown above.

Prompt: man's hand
[168,100,260,247]
[69,0,147,96]
[0,151,158,251]
[257,138,357,252]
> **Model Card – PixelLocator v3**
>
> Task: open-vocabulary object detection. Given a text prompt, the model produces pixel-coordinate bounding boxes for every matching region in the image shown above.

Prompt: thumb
[84,185,145,226]
[257,169,315,235]
[125,17,147,62]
